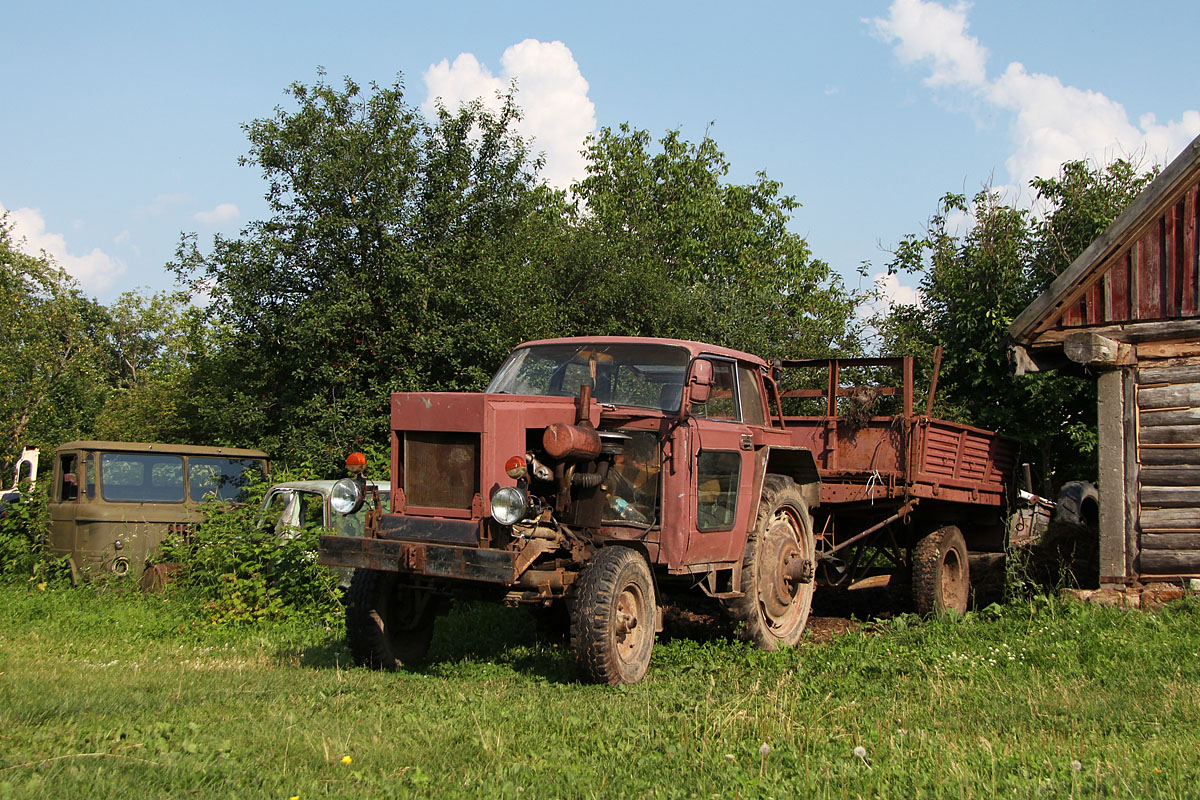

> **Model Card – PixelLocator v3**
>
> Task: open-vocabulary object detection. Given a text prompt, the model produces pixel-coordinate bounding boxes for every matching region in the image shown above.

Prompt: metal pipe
[827,499,919,554]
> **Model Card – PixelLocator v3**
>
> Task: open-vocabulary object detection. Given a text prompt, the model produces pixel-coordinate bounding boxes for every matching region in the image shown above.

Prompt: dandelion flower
[1070,759,1082,772]
[341,755,353,766]
[853,746,867,759]
[759,743,771,757]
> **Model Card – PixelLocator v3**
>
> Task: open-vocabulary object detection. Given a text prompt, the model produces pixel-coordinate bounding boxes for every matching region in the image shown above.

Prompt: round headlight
[490,486,529,526]
[330,478,364,515]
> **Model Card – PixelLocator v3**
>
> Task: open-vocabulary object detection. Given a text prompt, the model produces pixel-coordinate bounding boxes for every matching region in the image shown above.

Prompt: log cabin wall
[1136,354,1200,577]
[1009,135,1200,585]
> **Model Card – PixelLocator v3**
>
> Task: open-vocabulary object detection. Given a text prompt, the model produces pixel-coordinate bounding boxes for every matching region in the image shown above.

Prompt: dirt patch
[659,579,897,645]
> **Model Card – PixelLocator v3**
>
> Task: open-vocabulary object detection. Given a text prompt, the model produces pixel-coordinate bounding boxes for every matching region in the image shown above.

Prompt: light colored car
[259,479,390,586]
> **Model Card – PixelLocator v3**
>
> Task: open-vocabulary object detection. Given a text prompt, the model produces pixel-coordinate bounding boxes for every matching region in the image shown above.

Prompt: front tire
[570,547,657,685]
[345,569,435,670]
[912,525,970,616]
[723,475,816,649]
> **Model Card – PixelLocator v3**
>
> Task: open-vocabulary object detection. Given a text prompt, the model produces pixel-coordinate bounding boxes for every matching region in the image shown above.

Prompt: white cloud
[869,0,987,88]
[870,0,1200,189]
[1,203,124,294]
[194,202,239,225]
[872,272,921,311]
[423,39,597,190]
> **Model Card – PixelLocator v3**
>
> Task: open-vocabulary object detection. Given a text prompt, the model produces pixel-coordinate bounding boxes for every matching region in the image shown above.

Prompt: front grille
[403,431,480,510]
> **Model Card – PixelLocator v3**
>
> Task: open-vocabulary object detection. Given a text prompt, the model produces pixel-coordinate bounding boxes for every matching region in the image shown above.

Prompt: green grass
[1,585,1198,799]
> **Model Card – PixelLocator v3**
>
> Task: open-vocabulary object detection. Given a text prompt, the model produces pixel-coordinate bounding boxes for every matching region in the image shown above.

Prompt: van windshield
[487,343,690,412]
[100,454,185,503]
[189,457,265,502]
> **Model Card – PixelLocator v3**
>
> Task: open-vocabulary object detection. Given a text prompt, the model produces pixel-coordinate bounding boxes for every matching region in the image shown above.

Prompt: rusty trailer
[774,353,1018,612]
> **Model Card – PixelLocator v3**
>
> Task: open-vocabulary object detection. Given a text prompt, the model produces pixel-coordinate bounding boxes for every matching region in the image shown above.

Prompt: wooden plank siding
[1042,177,1200,334]
[1137,358,1200,574]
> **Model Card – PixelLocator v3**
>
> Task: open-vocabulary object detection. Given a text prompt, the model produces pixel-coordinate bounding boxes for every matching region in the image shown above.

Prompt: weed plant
[1,583,1198,799]
[158,480,343,628]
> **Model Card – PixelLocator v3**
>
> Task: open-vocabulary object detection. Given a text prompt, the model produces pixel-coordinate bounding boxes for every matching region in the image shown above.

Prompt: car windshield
[487,343,690,412]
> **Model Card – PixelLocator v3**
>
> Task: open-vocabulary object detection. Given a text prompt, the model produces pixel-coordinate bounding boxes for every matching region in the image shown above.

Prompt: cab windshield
[487,343,691,412]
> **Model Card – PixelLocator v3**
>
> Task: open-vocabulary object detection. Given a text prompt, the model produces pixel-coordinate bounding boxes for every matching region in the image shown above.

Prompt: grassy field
[1,583,1198,799]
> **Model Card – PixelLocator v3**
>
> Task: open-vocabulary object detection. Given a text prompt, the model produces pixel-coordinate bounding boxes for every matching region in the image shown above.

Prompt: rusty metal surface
[319,534,517,583]
[543,422,602,461]
[402,431,480,511]
[377,514,479,545]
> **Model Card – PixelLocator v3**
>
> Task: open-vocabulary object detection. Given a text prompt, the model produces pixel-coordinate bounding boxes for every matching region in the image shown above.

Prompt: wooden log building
[1009,133,1200,586]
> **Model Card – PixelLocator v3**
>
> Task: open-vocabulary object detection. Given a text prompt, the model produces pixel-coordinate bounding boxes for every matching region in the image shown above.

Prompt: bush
[158,483,342,627]
[0,485,62,584]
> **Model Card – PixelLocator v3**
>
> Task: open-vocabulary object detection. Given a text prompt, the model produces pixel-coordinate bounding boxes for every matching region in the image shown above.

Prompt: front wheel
[345,569,436,670]
[570,547,657,685]
[912,525,970,616]
[723,474,816,649]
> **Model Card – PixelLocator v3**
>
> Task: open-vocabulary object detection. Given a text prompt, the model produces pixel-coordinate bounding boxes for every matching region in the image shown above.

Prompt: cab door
[683,358,768,566]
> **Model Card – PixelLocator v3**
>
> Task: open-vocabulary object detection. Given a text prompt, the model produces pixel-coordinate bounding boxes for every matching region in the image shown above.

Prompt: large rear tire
[345,569,435,670]
[723,475,815,649]
[912,525,970,616]
[570,547,656,685]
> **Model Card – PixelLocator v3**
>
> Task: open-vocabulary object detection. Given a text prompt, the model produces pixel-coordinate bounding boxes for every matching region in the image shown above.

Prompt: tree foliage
[878,158,1157,489]
[0,218,108,472]
[171,76,860,469]
[568,125,859,360]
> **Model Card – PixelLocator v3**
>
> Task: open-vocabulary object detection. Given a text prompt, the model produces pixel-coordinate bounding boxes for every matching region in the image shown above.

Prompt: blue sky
[3,1,1198,312]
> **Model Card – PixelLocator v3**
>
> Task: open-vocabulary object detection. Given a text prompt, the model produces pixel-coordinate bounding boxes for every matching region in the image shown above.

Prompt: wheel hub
[759,513,810,621]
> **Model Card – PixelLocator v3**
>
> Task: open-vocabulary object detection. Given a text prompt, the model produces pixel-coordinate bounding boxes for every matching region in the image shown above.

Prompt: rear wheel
[345,569,435,670]
[570,547,656,685]
[723,475,816,649]
[912,525,970,615]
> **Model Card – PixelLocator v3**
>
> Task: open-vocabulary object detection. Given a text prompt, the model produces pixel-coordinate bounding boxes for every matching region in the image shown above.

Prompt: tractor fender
[762,446,821,509]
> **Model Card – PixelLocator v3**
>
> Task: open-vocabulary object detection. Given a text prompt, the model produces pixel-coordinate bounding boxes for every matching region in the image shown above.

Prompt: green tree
[878,158,1156,489]
[0,217,107,472]
[567,125,860,360]
[172,74,568,466]
[174,77,864,470]
[91,290,206,443]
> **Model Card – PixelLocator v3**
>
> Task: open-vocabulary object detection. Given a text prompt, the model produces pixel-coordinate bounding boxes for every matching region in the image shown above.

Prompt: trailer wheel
[912,525,969,616]
[724,474,815,649]
[570,547,656,685]
[345,569,435,670]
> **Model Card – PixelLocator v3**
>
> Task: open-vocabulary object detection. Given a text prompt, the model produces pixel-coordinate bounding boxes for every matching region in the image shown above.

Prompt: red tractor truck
[319,337,1016,684]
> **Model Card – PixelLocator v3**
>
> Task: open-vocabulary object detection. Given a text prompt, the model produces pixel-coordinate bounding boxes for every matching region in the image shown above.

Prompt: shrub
[0,485,63,584]
[158,482,342,627]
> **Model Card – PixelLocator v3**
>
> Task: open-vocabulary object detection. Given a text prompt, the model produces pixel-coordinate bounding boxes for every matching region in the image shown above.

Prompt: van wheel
[912,525,970,616]
[723,475,815,649]
[345,569,435,670]
[570,547,656,685]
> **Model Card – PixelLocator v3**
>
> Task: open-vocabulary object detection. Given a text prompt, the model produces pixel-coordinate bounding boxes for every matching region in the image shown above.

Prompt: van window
[189,457,262,502]
[58,454,79,502]
[100,454,185,503]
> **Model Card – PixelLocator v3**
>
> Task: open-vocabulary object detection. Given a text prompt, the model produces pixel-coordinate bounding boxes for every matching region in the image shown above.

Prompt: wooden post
[1097,368,1130,584]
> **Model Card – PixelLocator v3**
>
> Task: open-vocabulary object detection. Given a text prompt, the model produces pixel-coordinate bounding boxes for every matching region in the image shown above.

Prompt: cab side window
[58,454,79,502]
[737,365,767,426]
[693,359,739,421]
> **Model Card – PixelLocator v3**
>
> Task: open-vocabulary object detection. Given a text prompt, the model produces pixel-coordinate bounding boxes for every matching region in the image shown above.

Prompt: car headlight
[331,478,365,515]
[490,486,529,526]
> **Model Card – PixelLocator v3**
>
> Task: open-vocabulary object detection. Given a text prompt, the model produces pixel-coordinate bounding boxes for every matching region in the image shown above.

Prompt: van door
[47,450,84,565]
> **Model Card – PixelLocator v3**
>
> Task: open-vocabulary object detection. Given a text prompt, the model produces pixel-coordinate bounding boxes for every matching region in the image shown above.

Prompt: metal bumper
[319,534,518,584]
